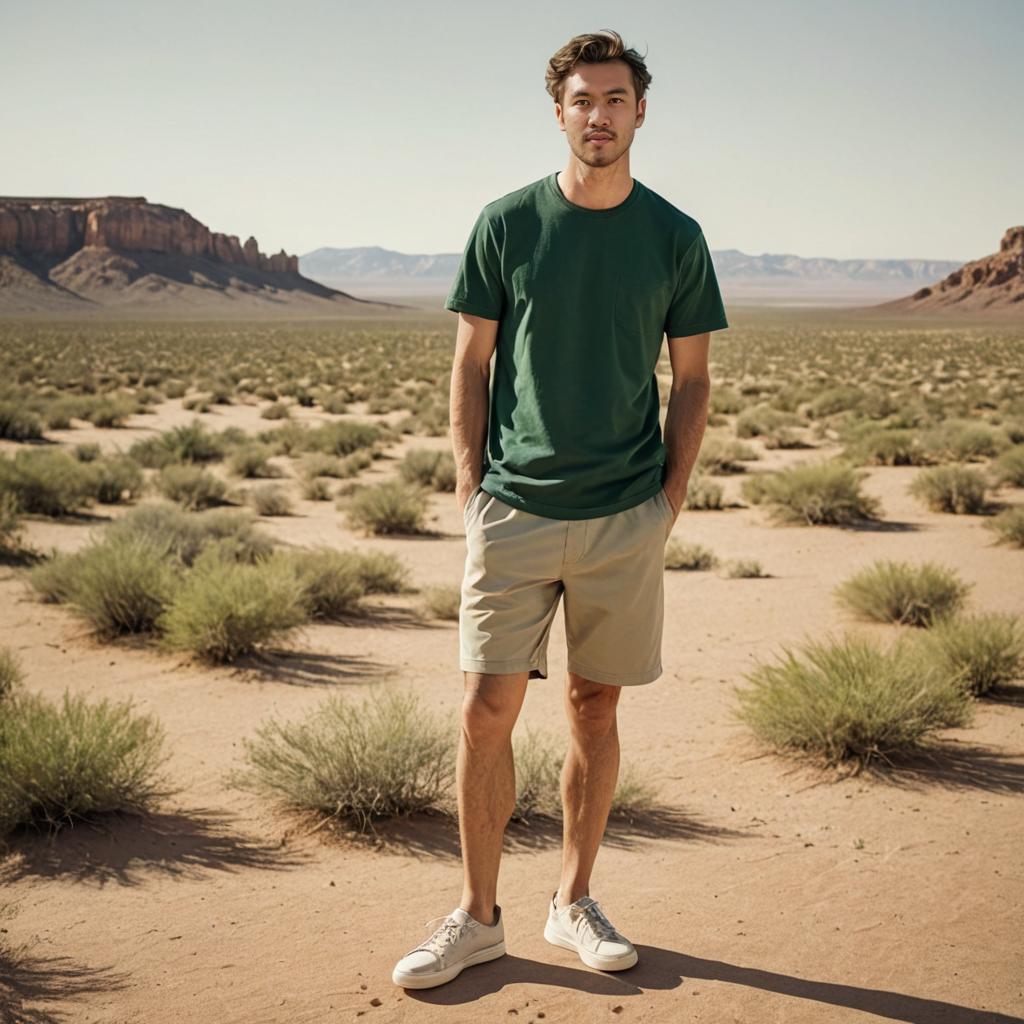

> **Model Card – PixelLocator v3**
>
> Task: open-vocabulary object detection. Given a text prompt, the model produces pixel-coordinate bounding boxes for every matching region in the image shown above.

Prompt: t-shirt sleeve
[444,208,504,320]
[663,231,729,338]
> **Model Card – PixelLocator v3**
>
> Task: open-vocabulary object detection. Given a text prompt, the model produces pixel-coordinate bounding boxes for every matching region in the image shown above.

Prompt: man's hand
[457,479,481,516]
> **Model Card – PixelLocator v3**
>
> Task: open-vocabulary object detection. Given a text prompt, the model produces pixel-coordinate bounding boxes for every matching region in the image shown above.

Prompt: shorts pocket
[656,487,676,537]
[462,483,485,527]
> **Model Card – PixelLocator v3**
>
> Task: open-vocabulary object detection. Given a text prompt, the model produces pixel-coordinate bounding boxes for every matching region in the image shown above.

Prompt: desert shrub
[271,547,367,619]
[42,533,180,637]
[351,550,411,594]
[399,449,457,491]
[157,546,308,663]
[226,686,457,834]
[697,437,758,474]
[0,647,23,702]
[155,463,228,510]
[73,441,102,461]
[300,476,333,500]
[834,559,971,627]
[82,394,135,427]
[684,475,724,510]
[128,420,227,468]
[309,420,386,457]
[245,483,293,517]
[104,501,273,567]
[842,427,929,466]
[0,448,96,515]
[260,401,291,420]
[709,387,743,415]
[908,465,989,514]
[227,443,280,478]
[914,612,1024,697]
[984,506,1024,548]
[0,492,23,552]
[733,632,973,771]
[0,401,44,440]
[664,541,718,571]
[921,421,1006,463]
[341,479,427,535]
[740,460,881,525]
[419,583,461,620]
[735,406,803,439]
[724,558,767,578]
[990,445,1024,487]
[0,689,172,838]
[299,452,349,479]
[88,453,146,504]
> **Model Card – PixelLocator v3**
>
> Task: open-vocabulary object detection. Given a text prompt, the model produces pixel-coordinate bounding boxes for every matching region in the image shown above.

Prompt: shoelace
[571,900,621,943]
[419,914,473,957]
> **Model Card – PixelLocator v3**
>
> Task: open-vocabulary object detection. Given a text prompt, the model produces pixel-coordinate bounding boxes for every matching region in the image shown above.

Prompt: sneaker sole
[391,939,506,989]
[543,919,638,971]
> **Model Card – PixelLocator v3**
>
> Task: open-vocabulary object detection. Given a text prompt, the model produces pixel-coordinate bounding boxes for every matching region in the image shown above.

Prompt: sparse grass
[226,686,457,834]
[908,465,989,514]
[419,583,461,620]
[733,631,973,772]
[157,546,309,663]
[0,689,173,838]
[0,492,23,552]
[740,460,882,525]
[724,558,767,578]
[834,559,971,627]
[984,506,1024,547]
[664,540,718,571]
[0,646,23,701]
[156,463,228,510]
[340,478,428,535]
[913,612,1024,696]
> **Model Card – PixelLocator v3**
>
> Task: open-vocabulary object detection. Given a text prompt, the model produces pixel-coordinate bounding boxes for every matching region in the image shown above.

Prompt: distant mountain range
[299,244,968,307]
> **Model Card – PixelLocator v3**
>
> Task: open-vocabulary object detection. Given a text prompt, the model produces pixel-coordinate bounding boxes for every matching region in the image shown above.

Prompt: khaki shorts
[459,485,675,686]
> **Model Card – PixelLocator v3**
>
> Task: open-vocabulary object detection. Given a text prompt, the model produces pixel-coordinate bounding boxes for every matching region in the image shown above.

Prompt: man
[392,29,728,990]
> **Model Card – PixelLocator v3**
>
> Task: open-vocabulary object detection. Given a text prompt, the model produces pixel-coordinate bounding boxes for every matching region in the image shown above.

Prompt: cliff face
[874,227,1024,315]
[0,196,298,273]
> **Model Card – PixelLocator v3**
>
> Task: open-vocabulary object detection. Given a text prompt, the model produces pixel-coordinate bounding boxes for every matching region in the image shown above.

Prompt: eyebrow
[568,86,629,99]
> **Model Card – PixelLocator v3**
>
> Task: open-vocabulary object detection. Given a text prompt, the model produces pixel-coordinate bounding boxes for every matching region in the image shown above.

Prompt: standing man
[392,28,728,990]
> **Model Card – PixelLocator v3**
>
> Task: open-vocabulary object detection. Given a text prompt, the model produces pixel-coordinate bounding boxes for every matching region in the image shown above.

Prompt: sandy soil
[1,397,1022,1024]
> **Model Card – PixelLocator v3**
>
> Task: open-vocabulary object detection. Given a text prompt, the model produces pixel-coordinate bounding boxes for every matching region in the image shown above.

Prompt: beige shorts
[459,484,675,686]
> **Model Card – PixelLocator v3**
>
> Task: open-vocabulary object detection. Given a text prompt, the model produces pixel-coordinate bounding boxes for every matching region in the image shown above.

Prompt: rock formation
[872,227,1024,315]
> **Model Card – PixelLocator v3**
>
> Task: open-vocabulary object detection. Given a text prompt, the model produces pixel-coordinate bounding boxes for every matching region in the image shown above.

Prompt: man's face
[555,59,645,168]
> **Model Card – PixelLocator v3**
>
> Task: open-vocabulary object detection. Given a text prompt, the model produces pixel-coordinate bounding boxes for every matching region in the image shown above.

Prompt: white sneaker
[391,905,506,989]
[543,891,638,970]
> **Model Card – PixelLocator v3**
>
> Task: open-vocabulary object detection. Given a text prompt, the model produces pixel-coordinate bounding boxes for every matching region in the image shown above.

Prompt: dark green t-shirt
[445,170,729,520]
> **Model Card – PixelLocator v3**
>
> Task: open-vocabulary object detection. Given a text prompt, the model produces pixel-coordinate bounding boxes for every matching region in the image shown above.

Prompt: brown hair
[545,30,652,107]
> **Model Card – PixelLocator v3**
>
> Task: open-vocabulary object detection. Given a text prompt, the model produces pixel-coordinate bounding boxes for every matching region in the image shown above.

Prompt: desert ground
[0,310,1022,1024]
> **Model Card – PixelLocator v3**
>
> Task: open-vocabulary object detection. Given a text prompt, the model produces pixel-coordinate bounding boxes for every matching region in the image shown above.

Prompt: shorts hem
[566,659,662,686]
[460,656,548,679]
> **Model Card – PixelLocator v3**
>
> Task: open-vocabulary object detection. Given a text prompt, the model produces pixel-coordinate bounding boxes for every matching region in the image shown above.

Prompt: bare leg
[556,672,622,908]
[458,670,529,925]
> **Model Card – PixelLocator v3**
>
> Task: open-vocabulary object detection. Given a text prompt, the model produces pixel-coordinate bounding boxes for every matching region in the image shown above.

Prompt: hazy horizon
[1,0,1019,264]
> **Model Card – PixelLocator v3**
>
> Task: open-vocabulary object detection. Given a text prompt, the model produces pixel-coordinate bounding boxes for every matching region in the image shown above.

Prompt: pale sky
[1,0,1019,263]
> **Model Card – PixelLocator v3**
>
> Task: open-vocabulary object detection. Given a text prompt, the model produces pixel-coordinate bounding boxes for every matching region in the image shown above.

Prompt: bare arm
[661,331,712,520]
[449,312,499,513]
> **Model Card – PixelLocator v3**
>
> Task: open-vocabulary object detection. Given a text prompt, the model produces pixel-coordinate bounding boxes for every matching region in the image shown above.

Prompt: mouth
[587,134,612,144]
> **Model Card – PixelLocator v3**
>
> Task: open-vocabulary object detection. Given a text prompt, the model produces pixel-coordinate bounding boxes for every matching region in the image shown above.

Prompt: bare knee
[461,673,527,743]
[565,676,620,738]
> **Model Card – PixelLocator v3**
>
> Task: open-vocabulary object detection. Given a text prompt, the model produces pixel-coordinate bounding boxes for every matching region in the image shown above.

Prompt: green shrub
[419,583,461,620]
[260,401,291,420]
[227,443,280,478]
[73,442,102,462]
[696,437,758,474]
[664,541,718,571]
[88,454,146,504]
[0,401,45,440]
[0,492,22,552]
[0,689,172,838]
[724,558,767,578]
[914,612,1024,696]
[300,476,333,501]
[842,427,929,466]
[271,547,367,619]
[684,475,724,510]
[921,421,1005,462]
[0,647,23,702]
[984,506,1024,548]
[128,420,227,468]
[733,632,972,771]
[908,465,989,514]
[157,547,308,663]
[309,419,386,457]
[0,449,96,515]
[341,479,427,535]
[351,550,411,594]
[156,463,228,510]
[105,501,274,566]
[990,445,1024,487]
[740,460,881,525]
[226,687,457,834]
[834,559,971,627]
[245,483,293,516]
[399,449,457,491]
[47,533,180,637]
[735,406,803,439]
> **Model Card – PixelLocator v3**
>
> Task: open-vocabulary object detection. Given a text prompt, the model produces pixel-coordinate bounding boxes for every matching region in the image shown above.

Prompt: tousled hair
[544,30,652,107]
